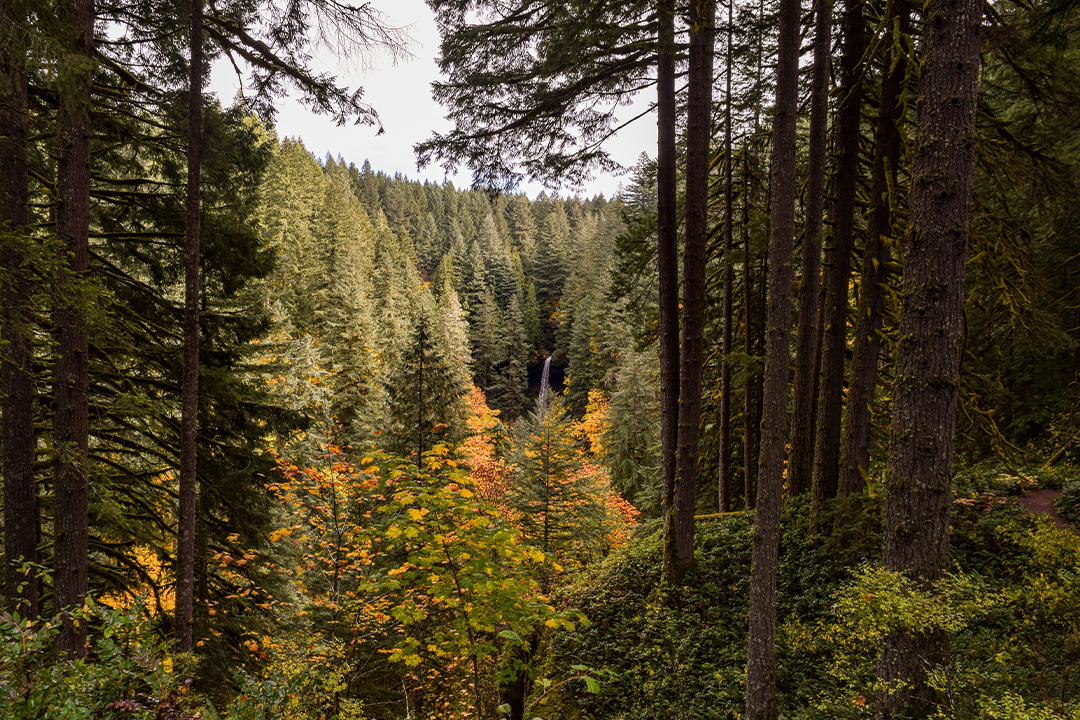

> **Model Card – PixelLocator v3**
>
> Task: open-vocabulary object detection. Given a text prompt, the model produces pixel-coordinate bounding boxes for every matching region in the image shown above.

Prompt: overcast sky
[206,0,655,198]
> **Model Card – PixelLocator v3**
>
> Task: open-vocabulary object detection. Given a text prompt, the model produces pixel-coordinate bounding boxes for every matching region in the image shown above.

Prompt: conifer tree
[479,211,520,308]
[177,0,205,651]
[471,288,505,392]
[494,293,530,421]
[462,238,488,312]
[508,194,538,269]
[416,212,444,277]
[745,0,801,706]
[1,0,38,618]
[54,0,95,657]
[522,281,542,349]
[787,0,833,498]
[878,0,982,710]
[509,395,611,588]
[840,6,909,496]
[812,0,866,504]
[604,348,661,517]
[383,309,468,465]
[673,0,717,574]
[436,280,473,393]
[262,138,328,334]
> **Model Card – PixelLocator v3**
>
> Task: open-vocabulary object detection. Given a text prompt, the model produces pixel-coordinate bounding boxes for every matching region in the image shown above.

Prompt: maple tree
[265,441,573,717]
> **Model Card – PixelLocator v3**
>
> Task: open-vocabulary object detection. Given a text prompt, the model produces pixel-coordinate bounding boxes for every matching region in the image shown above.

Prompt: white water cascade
[538,356,552,419]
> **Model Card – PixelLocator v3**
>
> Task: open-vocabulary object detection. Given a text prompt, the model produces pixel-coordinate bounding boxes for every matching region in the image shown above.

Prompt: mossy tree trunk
[878,0,981,712]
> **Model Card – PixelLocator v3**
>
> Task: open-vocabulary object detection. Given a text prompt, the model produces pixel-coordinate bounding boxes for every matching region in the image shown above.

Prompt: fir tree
[508,395,612,586]
[603,349,661,518]
[492,293,530,421]
[382,310,468,465]
[470,289,505,392]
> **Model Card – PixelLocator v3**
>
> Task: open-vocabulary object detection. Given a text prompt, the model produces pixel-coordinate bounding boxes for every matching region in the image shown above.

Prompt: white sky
[206,0,656,198]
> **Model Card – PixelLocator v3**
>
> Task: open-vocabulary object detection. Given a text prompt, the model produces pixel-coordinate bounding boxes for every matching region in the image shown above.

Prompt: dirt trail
[1016,489,1077,535]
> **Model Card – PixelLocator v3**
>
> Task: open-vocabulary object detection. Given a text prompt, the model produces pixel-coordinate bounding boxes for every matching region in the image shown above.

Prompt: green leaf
[583,676,600,694]
[499,630,523,644]
[497,704,511,714]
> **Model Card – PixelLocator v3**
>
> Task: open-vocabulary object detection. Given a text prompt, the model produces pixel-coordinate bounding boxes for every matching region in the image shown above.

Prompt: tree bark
[674,0,716,574]
[55,0,94,658]
[657,0,680,578]
[176,0,203,653]
[1,23,39,619]
[839,6,909,497]
[788,0,832,497]
[878,0,981,712]
[719,0,738,513]
[744,0,799,711]
[742,155,757,510]
[812,0,865,505]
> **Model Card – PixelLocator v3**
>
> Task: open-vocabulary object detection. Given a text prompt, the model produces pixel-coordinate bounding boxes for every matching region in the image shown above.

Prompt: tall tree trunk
[657,0,680,577]
[812,0,865,505]
[674,0,716,574]
[55,0,94,658]
[742,152,757,509]
[1,22,39,619]
[877,0,981,712]
[745,0,799,710]
[787,0,833,497]
[719,0,738,512]
[176,0,203,653]
[839,6,909,497]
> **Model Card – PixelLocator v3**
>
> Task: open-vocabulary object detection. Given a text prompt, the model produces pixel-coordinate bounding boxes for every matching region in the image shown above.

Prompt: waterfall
[538,355,552,419]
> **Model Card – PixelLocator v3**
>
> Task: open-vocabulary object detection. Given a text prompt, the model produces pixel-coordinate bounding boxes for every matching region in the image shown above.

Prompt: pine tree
[478,210,520,309]
[508,194,538,270]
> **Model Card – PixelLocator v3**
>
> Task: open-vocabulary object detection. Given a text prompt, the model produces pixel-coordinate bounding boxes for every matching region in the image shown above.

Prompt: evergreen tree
[462,238,488,312]
[54,0,95,656]
[493,293,530,420]
[878,0,982,710]
[522,281,542,350]
[262,138,328,334]
[508,395,612,586]
[746,0,801,706]
[382,310,468,465]
[478,210,520,308]
[603,348,661,518]
[0,0,38,618]
[416,211,444,278]
[508,194,537,269]
[436,279,473,393]
[470,288,505,392]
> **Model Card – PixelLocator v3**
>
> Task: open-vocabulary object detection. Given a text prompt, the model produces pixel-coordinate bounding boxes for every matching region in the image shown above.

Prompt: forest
[1,0,1079,717]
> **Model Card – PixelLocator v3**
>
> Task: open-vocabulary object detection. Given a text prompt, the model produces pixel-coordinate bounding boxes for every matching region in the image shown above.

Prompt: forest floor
[1017,488,1076,534]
